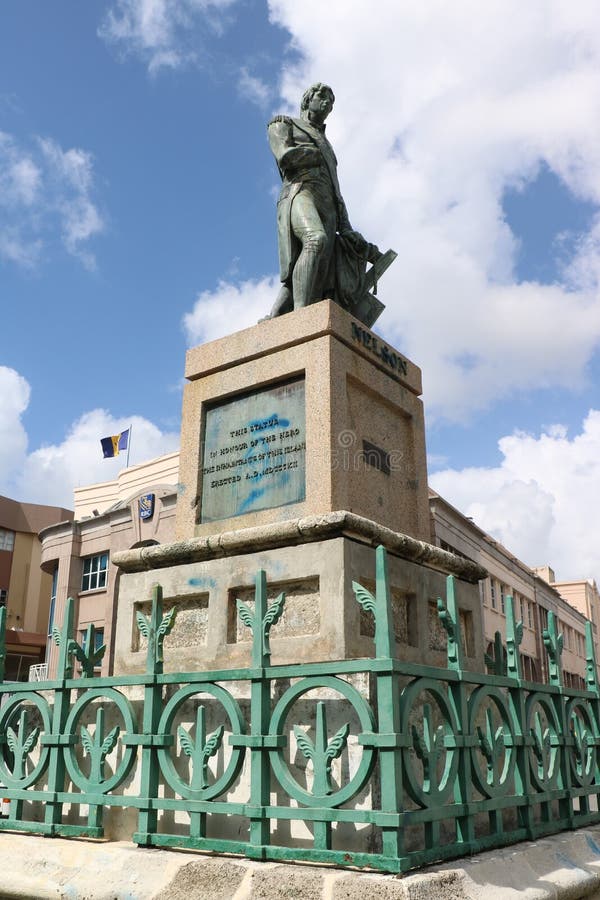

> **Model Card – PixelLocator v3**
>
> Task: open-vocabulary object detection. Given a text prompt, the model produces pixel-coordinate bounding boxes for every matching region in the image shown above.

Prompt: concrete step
[2,827,600,899]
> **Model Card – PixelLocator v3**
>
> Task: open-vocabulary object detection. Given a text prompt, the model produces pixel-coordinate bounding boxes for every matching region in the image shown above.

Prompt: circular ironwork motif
[400,677,460,807]
[566,698,597,787]
[269,675,375,808]
[468,685,516,798]
[157,683,245,800]
[525,692,560,791]
[0,692,51,789]
[64,688,137,794]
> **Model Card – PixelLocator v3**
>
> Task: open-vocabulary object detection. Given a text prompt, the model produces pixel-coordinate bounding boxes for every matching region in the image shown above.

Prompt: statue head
[300,83,335,124]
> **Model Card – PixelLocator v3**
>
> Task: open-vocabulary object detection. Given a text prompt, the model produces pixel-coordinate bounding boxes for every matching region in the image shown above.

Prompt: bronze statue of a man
[267,83,390,323]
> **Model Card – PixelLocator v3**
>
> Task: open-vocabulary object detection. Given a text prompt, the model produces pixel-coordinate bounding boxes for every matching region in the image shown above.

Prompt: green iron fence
[0,545,599,873]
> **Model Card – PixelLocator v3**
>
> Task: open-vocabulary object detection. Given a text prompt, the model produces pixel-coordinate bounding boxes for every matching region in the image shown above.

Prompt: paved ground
[2,827,600,898]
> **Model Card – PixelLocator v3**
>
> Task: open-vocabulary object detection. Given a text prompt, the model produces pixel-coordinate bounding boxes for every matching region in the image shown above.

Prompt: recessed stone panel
[227,577,320,643]
[359,579,417,646]
[132,593,209,652]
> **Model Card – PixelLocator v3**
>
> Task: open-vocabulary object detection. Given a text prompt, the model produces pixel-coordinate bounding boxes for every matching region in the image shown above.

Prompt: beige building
[0,495,73,680]
[39,452,178,678]
[430,490,590,687]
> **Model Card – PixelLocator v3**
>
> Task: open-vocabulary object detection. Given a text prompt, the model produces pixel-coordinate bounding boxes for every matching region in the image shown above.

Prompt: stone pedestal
[113,512,486,674]
[176,301,430,543]
[114,302,486,674]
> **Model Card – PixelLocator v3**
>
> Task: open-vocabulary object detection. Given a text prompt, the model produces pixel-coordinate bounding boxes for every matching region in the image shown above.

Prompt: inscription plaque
[200,379,306,523]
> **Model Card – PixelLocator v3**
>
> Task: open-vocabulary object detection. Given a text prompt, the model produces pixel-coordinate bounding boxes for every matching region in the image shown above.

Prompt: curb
[1,827,600,898]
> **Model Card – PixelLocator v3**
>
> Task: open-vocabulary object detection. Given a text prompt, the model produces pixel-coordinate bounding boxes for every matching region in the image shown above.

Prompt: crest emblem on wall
[139,493,155,520]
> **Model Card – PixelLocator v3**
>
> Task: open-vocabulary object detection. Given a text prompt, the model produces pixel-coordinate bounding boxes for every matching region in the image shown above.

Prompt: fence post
[353,546,404,864]
[504,595,534,837]
[245,570,274,857]
[43,596,76,831]
[134,584,174,845]
[438,576,473,847]
[542,611,572,828]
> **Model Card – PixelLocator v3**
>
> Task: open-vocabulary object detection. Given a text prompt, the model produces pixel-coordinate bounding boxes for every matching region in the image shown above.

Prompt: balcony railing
[28,663,48,682]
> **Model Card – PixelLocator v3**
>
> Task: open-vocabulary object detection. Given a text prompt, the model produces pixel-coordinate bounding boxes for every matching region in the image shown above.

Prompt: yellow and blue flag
[101,429,129,458]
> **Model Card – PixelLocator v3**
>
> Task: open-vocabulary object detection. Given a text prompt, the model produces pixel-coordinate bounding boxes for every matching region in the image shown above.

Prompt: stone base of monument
[112,511,485,674]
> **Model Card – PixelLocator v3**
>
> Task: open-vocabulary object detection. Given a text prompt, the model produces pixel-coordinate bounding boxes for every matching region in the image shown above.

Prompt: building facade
[39,452,178,678]
[0,495,73,680]
[430,490,590,687]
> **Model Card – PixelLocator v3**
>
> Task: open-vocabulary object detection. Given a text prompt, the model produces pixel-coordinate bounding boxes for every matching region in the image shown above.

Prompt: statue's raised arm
[266,83,396,328]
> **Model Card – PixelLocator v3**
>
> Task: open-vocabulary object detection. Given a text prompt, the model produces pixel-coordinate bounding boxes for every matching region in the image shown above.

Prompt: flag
[101,429,129,459]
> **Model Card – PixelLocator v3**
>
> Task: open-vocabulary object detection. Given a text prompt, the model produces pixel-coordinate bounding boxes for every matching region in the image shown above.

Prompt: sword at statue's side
[364,249,398,295]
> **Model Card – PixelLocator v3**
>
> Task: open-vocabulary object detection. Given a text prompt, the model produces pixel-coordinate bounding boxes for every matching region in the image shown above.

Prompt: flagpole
[126,423,132,469]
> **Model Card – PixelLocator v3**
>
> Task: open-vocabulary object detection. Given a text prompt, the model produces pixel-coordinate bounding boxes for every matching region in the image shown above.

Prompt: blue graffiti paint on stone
[586,835,600,856]
[188,577,217,589]
[555,851,581,870]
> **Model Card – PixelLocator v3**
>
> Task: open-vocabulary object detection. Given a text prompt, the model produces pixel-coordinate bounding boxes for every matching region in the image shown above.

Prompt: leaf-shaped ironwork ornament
[476,708,506,785]
[352,583,376,615]
[5,712,40,780]
[325,723,350,763]
[436,598,455,641]
[136,611,150,639]
[293,703,350,796]
[158,607,176,638]
[293,724,315,761]
[79,709,120,785]
[531,710,552,779]
[263,593,285,629]
[236,600,254,630]
[178,725,195,758]
[542,611,564,686]
[178,706,225,790]
[262,592,286,655]
[484,632,507,677]
[411,704,447,793]
[6,727,17,753]
[100,726,120,757]
[203,725,224,760]
[81,725,94,754]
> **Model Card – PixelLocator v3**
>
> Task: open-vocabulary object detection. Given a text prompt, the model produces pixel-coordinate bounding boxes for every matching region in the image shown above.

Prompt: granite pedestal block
[176,301,430,543]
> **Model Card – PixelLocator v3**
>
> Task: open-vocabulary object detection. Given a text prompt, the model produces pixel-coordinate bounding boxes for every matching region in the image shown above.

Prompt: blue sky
[2,1,600,582]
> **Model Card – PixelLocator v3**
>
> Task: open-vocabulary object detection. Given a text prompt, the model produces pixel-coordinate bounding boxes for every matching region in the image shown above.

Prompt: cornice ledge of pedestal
[112,511,486,582]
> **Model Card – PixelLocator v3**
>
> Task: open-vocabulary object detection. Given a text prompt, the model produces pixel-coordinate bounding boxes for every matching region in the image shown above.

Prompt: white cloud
[430,410,600,581]
[0,368,30,484]
[0,369,178,508]
[99,0,237,73]
[241,0,600,422]
[0,132,103,268]
[237,68,273,109]
[183,275,279,345]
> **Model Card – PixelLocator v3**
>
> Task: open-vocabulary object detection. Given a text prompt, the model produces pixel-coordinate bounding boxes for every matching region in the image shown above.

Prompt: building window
[0,590,6,607]
[81,553,109,592]
[80,627,105,653]
[500,584,505,615]
[48,567,58,637]
[527,601,533,629]
[490,579,496,609]
[0,529,15,551]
